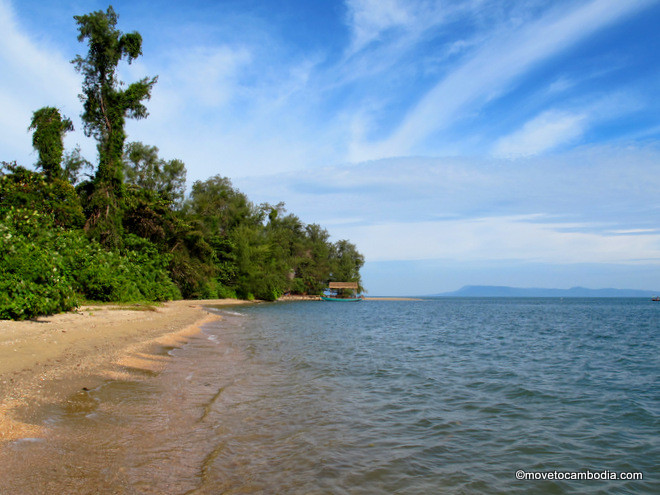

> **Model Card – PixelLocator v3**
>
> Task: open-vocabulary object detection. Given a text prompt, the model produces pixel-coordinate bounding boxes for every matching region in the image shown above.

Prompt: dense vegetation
[0,6,363,320]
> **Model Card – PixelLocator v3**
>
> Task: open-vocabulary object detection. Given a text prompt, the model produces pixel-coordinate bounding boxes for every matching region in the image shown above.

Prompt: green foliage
[81,181,125,248]
[29,107,74,180]
[72,5,157,244]
[121,184,218,298]
[186,175,262,235]
[330,239,365,293]
[0,210,78,319]
[124,141,187,206]
[0,5,364,319]
[0,162,85,228]
[0,207,180,320]
[62,146,93,185]
[73,234,180,302]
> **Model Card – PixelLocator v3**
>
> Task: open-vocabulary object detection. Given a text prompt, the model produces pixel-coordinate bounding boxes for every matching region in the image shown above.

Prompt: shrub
[0,211,78,319]
[0,163,84,228]
[0,208,180,319]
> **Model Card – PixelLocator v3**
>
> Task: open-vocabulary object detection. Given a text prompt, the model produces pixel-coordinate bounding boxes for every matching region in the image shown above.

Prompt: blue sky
[1,0,659,295]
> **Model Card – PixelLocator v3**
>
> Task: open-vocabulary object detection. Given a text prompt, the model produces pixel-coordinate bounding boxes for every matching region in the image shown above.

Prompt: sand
[0,299,250,442]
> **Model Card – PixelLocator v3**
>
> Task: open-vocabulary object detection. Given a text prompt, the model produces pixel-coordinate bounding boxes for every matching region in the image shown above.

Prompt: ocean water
[2,298,658,494]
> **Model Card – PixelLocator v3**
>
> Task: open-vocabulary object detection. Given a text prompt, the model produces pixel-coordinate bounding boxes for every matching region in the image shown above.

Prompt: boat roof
[328,282,358,289]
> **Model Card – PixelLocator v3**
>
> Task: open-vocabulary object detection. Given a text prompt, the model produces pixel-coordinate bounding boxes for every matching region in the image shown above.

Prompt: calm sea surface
[2,298,659,494]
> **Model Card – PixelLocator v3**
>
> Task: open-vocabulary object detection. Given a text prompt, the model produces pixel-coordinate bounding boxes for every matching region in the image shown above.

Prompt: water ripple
[192,299,658,494]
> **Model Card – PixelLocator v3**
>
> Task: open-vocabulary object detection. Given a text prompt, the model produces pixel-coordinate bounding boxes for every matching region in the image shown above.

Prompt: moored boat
[321,295,363,302]
[322,281,363,302]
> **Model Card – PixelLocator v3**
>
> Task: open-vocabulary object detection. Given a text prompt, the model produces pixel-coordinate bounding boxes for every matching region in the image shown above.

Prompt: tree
[28,107,73,180]
[62,146,93,184]
[330,239,365,293]
[123,141,187,206]
[295,223,333,294]
[186,175,260,235]
[72,6,157,245]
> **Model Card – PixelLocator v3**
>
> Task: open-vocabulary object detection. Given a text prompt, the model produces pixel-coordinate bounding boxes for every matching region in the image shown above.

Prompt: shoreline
[0,299,251,442]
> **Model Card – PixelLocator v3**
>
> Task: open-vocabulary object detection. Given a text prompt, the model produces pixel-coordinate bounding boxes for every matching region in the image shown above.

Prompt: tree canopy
[124,142,187,206]
[0,5,364,319]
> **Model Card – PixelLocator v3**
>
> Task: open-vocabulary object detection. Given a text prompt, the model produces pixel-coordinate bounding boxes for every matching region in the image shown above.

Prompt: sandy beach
[0,299,250,443]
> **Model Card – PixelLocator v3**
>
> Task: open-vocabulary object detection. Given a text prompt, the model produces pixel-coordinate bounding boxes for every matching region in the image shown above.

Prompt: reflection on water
[0,300,658,494]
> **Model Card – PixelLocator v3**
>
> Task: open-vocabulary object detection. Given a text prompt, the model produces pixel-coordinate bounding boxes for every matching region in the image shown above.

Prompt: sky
[1,0,659,295]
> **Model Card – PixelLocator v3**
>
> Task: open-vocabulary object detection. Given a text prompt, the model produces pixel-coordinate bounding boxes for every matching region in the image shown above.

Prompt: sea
[1,298,658,494]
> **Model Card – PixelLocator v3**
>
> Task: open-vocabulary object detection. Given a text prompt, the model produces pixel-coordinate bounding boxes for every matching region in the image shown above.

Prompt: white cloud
[337,215,660,263]
[491,89,646,158]
[351,0,656,161]
[0,2,77,96]
[492,110,587,157]
[0,0,88,165]
[346,0,413,52]
[168,46,252,108]
[237,144,660,271]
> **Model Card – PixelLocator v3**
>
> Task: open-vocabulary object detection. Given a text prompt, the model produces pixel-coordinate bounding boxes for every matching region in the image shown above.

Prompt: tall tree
[330,239,365,292]
[186,175,259,235]
[28,107,73,180]
[72,6,157,245]
[123,141,187,206]
[296,223,333,294]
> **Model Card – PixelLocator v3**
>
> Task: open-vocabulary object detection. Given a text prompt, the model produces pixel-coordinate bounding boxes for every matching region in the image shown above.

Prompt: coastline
[0,298,250,442]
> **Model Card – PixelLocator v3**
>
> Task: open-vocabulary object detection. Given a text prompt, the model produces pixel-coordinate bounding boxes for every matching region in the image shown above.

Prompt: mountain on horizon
[432,285,659,298]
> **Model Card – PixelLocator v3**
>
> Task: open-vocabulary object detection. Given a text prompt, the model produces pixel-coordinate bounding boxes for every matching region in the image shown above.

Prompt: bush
[0,211,78,319]
[216,285,237,299]
[0,208,180,319]
[0,163,84,228]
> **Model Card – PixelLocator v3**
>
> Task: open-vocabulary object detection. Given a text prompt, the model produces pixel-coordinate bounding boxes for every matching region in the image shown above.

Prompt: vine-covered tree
[28,107,73,180]
[72,6,157,245]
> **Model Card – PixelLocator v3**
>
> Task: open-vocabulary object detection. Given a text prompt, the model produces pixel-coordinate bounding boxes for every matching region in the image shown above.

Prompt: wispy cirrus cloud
[491,87,646,157]
[350,0,656,161]
[492,110,588,157]
[346,0,413,52]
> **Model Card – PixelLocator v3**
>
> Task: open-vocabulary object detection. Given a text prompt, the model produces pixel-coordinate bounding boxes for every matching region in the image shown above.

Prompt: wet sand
[0,299,250,443]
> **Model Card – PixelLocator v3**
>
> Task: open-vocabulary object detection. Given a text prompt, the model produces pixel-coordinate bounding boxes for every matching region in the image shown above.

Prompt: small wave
[218,310,245,317]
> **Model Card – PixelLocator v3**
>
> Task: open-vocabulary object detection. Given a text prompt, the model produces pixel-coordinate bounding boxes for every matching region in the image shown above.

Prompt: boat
[321,295,363,302]
[653,296,660,302]
[322,282,363,302]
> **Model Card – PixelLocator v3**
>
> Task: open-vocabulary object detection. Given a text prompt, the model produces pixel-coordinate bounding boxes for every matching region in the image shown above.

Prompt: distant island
[432,286,658,298]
